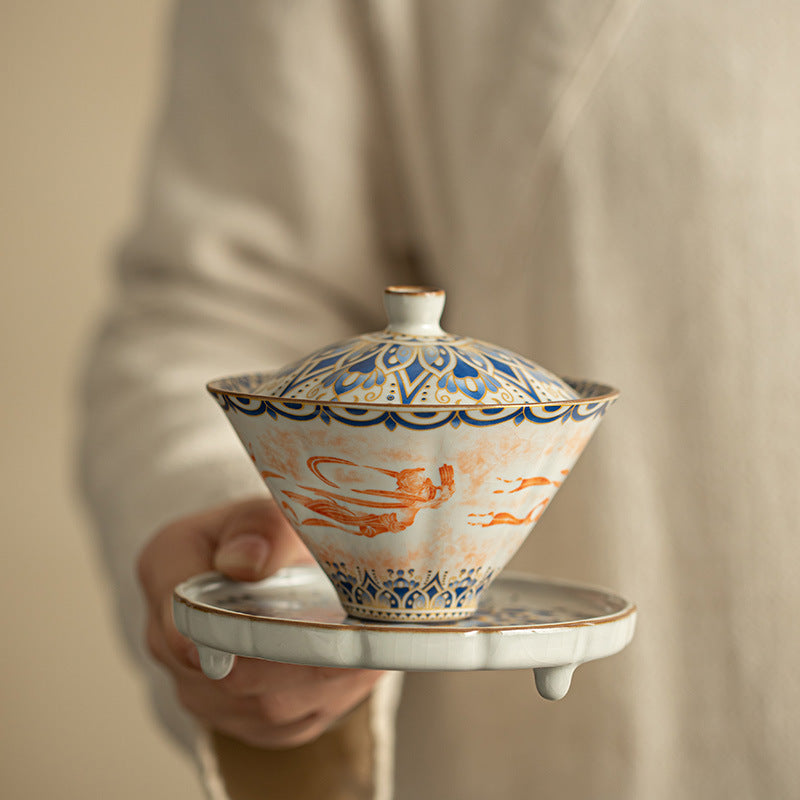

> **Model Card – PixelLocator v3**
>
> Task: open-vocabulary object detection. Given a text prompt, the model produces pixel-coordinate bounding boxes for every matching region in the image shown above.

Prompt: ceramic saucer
[173,566,636,700]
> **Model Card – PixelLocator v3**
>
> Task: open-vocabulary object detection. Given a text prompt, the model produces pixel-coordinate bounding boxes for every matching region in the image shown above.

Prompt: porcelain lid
[239,287,579,407]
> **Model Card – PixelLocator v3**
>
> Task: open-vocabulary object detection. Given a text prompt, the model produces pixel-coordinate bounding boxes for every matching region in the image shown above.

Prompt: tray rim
[174,567,637,634]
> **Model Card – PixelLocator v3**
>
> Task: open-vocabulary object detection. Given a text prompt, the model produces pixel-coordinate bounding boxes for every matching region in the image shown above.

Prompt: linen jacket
[80,2,800,798]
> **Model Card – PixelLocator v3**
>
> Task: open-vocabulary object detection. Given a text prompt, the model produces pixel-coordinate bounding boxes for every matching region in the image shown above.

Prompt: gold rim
[384,285,444,296]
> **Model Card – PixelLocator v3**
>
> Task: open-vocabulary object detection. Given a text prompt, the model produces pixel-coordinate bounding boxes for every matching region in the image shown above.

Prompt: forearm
[204,671,402,800]
[77,0,407,784]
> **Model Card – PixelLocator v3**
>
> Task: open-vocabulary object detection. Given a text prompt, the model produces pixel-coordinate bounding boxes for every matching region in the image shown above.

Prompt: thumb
[213,497,312,582]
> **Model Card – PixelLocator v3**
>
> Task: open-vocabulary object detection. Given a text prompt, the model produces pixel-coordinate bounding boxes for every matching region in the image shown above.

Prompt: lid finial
[383,286,445,337]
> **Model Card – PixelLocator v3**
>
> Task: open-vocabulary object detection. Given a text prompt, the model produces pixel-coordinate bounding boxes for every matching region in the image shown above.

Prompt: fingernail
[215,533,271,576]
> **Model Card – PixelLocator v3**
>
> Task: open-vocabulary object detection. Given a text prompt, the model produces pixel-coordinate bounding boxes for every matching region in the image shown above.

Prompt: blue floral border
[209,390,614,429]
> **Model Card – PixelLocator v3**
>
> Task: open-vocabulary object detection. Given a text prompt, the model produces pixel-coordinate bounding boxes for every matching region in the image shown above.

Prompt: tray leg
[197,645,235,679]
[533,664,577,700]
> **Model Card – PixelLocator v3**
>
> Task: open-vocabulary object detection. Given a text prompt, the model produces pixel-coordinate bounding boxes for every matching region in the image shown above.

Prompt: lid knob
[383,286,445,337]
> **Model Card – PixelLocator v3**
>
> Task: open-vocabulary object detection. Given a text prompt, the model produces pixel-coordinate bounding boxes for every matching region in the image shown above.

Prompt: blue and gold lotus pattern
[240,332,580,406]
[325,562,494,622]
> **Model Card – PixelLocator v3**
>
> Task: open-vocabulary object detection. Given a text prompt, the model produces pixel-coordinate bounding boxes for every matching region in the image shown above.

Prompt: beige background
[0,3,201,797]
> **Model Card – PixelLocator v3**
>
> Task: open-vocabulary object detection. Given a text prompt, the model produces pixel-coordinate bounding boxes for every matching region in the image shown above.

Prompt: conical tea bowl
[208,287,618,622]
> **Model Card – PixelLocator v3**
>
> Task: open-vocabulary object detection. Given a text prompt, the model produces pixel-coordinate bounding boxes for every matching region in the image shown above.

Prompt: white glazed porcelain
[208,287,618,622]
[173,566,637,700]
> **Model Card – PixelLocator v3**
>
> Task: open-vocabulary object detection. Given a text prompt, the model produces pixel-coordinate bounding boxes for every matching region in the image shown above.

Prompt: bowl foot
[341,604,478,623]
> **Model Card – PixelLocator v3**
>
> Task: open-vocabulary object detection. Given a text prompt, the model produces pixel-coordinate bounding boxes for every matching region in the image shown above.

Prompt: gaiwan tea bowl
[208,287,618,623]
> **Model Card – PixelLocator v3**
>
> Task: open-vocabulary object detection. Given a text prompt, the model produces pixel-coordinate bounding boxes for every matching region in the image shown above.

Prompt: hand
[137,497,385,748]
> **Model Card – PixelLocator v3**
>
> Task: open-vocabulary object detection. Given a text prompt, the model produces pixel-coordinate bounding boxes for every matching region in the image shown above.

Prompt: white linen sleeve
[78,0,408,773]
